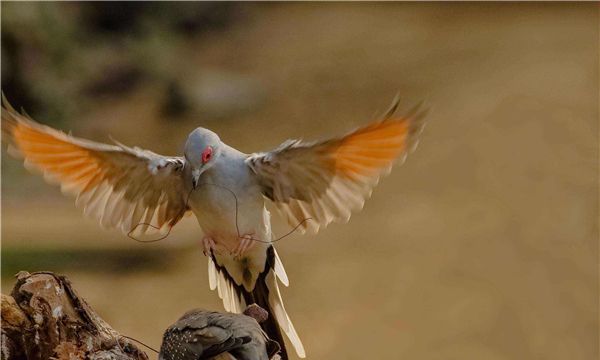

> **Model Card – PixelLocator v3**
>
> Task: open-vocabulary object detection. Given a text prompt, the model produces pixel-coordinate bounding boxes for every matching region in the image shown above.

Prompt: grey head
[184,127,222,188]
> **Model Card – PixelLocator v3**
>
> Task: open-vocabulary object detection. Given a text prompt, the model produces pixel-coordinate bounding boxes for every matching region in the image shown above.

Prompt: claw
[202,236,217,257]
[233,233,256,259]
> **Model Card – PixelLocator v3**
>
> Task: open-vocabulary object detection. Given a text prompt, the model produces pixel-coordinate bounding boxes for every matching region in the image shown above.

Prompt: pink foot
[233,233,256,259]
[202,236,218,256]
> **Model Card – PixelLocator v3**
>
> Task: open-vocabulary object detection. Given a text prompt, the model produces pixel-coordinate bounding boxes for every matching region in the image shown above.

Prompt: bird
[1,94,426,359]
[159,304,281,360]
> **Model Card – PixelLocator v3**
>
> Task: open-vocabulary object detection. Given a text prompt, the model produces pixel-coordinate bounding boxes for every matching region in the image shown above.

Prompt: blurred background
[1,2,598,359]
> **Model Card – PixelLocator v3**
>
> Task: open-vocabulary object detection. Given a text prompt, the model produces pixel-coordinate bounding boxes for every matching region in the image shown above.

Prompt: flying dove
[1,95,426,359]
[160,304,281,360]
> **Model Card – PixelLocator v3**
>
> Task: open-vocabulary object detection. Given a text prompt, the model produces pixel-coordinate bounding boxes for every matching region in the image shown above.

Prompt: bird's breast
[188,164,268,249]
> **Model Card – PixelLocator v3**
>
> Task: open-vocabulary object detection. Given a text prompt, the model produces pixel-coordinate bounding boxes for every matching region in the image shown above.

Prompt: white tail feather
[207,257,305,358]
[266,271,306,358]
[273,248,289,287]
[208,257,247,314]
[208,257,218,290]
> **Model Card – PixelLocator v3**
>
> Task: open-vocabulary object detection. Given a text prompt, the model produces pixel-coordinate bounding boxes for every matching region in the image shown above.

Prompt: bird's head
[184,127,222,189]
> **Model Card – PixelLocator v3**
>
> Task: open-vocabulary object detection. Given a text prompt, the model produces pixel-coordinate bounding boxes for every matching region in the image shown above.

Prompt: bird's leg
[233,232,256,259]
[202,236,218,256]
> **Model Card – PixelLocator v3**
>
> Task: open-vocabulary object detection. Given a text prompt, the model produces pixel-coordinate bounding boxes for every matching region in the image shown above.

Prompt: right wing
[246,98,426,233]
[2,97,190,236]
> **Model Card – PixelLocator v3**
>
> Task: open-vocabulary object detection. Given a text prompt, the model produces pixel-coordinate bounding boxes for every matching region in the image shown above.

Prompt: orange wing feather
[2,97,188,236]
[10,120,105,190]
[335,119,411,178]
[247,98,427,233]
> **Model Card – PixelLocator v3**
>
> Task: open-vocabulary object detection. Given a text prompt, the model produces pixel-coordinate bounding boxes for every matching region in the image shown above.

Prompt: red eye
[201,146,213,163]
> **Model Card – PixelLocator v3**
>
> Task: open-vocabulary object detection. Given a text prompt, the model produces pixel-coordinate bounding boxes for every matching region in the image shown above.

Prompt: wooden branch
[1,271,149,360]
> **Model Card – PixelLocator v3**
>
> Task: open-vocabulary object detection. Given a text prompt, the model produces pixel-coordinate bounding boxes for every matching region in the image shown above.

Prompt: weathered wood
[1,271,149,360]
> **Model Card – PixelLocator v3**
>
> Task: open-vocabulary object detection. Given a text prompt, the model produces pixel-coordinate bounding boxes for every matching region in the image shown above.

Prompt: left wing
[2,97,189,236]
[246,99,426,233]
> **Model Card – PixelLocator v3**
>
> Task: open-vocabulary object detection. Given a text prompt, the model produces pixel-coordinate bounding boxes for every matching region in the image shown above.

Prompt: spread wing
[246,99,426,233]
[2,97,189,237]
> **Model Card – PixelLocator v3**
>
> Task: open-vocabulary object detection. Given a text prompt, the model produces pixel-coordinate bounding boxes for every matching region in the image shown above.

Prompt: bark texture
[1,271,148,360]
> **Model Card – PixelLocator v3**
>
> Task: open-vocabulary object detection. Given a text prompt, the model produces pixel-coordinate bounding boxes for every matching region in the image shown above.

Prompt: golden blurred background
[1,3,598,359]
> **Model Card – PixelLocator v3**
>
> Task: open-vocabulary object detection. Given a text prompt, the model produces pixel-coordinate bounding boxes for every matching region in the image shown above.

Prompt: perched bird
[160,304,281,360]
[1,95,426,359]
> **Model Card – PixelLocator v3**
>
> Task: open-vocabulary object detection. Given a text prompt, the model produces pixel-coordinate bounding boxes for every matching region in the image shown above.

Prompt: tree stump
[1,271,149,360]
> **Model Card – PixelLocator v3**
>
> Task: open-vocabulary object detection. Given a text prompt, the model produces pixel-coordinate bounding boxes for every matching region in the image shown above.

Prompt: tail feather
[209,256,245,314]
[273,248,289,287]
[264,271,305,358]
[248,271,290,359]
[208,249,305,359]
